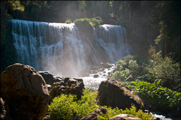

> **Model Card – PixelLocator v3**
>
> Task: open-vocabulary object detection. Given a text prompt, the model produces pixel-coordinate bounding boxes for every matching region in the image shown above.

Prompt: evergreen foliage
[151,1,181,60]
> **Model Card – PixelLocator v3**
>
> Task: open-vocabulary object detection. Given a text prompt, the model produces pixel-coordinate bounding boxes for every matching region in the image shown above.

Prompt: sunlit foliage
[49,89,99,119]
[49,88,154,120]
[122,81,181,113]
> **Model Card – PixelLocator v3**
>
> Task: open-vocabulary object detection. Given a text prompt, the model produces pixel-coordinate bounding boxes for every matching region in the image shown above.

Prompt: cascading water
[10,19,132,77]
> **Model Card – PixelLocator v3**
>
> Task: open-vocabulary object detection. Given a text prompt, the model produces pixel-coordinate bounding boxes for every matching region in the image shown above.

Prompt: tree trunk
[161,39,165,58]
[165,37,170,57]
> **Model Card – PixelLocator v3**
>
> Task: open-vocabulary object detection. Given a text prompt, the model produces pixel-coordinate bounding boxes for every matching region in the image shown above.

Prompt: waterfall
[10,19,132,77]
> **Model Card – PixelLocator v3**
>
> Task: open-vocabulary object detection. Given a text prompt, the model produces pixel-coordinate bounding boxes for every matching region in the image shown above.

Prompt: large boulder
[49,77,84,103]
[80,108,107,120]
[0,63,49,120]
[97,78,144,110]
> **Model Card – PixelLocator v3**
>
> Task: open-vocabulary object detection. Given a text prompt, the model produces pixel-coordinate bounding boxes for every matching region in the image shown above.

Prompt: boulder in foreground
[0,63,49,120]
[97,78,144,110]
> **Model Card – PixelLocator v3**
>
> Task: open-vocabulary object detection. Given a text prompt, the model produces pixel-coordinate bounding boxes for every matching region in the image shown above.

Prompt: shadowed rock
[49,77,84,103]
[80,108,107,120]
[0,63,49,120]
[97,78,144,110]
[38,71,63,85]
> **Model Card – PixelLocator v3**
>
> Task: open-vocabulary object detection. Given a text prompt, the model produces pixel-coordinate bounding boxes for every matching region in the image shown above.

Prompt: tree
[152,1,181,61]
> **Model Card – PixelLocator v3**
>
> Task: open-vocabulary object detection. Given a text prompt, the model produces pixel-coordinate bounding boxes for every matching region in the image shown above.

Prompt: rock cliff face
[0,63,49,120]
[97,78,144,110]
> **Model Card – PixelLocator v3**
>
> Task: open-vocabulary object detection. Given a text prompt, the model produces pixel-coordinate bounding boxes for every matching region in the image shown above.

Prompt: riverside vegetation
[110,47,181,115]
[48,89,153,120]
[48,47,180,119]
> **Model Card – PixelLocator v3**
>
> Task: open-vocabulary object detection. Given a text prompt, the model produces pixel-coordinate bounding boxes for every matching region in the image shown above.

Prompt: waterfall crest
[10,19,132,77]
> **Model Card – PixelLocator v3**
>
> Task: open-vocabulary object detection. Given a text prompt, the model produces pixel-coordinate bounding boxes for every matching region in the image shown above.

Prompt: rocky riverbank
[1,63,178,120]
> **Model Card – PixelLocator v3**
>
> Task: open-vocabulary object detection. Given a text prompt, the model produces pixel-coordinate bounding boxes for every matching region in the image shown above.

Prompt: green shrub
[148,52,181,91]
[97,105,154,120]
[65,19,72,24]
[111,54,180,92]
[111,68,131,81]
[48,89,99,120]
[74,18,103,29]
[49,88,154,120]
[122,80,181,113]
[110,55,148,81]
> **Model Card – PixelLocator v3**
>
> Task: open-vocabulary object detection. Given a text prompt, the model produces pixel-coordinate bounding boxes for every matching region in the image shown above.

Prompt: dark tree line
[1,1,180,72]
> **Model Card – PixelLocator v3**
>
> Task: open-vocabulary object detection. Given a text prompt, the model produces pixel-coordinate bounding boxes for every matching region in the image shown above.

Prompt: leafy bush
[65,19,72,24]
[49,88,154,120]
[147,52,181,91]
[111,53,180,92]
[48,89,99,119]
[110,55,148,81]
[74,18,103,29]
[98,105,154,120]
[122,80,181,113]
[110,68,131,81]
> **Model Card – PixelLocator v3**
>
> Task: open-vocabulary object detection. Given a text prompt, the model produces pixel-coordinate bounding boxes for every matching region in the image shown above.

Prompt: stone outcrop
[0,63,49,120]
[38,71,63,85]
[80,108,107,120]
[49,77,84,103]
[97,78,144,110]
[109,114,141,120]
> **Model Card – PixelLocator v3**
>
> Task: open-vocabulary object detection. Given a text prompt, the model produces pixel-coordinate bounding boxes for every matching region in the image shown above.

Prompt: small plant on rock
[65,19,72,24]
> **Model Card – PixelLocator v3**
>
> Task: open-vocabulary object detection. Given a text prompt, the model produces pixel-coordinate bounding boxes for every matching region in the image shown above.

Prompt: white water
[10,19,132,77]
[82,64,116,90]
